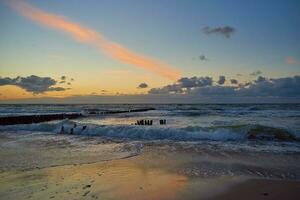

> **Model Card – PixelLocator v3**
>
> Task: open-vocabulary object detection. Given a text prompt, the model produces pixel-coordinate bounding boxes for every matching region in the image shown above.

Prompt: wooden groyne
[0,108,155,125]
[0,113,83,125]
[86,107,155,115]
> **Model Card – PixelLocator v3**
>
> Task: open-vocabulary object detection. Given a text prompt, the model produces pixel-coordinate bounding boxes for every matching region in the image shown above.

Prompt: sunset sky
[0,0,299,103]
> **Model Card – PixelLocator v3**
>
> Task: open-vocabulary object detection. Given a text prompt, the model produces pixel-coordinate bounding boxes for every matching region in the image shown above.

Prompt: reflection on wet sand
[0,157,188,200]
[46,159,188,200]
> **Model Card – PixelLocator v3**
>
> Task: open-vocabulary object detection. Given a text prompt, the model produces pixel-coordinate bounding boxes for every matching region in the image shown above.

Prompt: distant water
[1,104,300,152]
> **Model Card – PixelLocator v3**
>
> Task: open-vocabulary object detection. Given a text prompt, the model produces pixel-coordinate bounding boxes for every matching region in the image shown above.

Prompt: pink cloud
[9,0,181,80]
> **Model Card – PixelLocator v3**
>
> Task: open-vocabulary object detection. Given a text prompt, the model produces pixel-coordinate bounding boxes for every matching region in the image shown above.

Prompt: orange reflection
[44,159,188,200]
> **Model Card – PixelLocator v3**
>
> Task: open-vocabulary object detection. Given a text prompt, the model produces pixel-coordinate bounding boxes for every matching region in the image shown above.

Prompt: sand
[1,131,300,200]
[211,179,300,200]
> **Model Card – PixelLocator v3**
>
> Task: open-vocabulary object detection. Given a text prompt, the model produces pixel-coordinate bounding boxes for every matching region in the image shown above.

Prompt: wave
[0,120,298,142]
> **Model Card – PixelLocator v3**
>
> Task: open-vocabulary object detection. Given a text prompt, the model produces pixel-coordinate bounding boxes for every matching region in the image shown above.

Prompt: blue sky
[0,0,299,102]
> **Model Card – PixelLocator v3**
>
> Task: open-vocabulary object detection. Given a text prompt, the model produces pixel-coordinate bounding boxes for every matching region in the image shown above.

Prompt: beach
[1,129,300,200]
[1,0,300,198]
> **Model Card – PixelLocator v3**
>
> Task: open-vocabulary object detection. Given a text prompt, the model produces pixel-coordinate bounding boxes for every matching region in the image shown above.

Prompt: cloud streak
[9,0,181,80]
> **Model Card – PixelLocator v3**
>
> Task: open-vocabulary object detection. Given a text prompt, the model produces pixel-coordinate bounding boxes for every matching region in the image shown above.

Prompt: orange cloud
[9,0,181,80]
[286,56,297,64]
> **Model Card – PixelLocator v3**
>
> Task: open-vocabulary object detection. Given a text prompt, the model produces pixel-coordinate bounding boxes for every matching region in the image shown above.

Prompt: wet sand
[1,131,300,200]
[1,156,299,200]
[211,179,300,200]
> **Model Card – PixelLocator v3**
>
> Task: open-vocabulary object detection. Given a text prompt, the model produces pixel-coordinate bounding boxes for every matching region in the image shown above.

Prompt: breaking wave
[0,120,298,142]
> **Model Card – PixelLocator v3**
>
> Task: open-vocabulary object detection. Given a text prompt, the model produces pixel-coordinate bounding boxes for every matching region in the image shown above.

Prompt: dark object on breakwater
[136,119,153,126]
[0,113,82,126]
[159,119,166,125]
[60,125,65,134]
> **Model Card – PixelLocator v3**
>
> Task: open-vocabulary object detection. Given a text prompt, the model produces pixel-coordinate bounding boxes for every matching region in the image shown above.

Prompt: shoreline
[1,131,300,199]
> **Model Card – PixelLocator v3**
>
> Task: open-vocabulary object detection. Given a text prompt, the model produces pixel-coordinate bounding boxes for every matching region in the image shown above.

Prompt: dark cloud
[71,78,74,81]
[67,82,71,85]
[149,84,183,94]
[250,70,262,76]
[199,54,209,61]
[137,83,148,89]
[217,76,226,85]
[148,75,300,97]
[238,76,300,97]
[149,76,213,94]
[230,79,238,84]
[61,76,66,80]
[202,26,235,38]
[191,86,236,96]
[0,75,68,94]
[178,76,213,88]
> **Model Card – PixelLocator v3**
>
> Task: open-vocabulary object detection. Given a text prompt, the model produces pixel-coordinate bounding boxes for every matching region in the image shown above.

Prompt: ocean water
[1,104,300,180]
[0,104,300,151]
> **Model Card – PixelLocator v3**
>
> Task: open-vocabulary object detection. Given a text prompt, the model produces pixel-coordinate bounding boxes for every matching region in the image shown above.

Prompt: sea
[1,104,300,179]
[1,104,300,138]
[0,104,300,149]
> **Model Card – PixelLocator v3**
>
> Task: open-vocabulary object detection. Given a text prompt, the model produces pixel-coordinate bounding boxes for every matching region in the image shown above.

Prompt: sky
[0,0,299,103]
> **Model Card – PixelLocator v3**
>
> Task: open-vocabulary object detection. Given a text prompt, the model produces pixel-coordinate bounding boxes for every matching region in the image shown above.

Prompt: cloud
[2,75,300,103]
[286,56,297,64]
[202,26,235,38]
[137,83,148,89]
[249,70,262,76]
[61,75,66,80]
[149,76,213,94]
[230,79,238,84]
[238,76,300,97]
[199,54,209,61]
[148,84,183,94]
[148,75,300,97]
[9,0,180,80]
[0,75,68,94]
[191,85,236,96]
[178,76,213,88]
[217,75,226,85]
